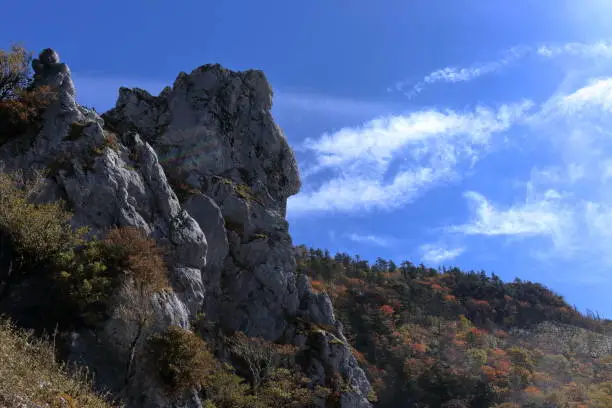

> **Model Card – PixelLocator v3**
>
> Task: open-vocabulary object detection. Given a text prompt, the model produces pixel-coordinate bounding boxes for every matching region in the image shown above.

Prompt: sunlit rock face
[0,48,373,407]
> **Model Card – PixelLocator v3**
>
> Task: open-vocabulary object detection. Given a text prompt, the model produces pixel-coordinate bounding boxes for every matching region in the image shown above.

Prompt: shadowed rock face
[0,49,373,407]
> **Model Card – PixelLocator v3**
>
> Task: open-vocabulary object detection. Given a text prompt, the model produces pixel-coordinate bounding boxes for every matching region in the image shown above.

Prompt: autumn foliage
[295,244,612,408]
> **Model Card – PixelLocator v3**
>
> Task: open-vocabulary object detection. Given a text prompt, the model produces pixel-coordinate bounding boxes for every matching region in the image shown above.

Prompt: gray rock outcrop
[0,49,373,407]
[0,49,207,408]
[105,63,373,406]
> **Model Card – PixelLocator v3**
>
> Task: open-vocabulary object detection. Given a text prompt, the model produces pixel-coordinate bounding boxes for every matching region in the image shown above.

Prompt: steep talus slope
[0,49,372,407]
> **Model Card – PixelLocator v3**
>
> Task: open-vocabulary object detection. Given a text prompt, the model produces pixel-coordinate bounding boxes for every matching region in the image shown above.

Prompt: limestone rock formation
[0,49,207,408]
[0,49,373,407]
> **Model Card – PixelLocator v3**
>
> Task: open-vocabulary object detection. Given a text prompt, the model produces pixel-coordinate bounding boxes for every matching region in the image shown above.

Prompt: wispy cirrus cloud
[346,233,393,247]
[288,101,533,215]
[393,41,612,98]
[274,90,397,119]
[419,244,465,264]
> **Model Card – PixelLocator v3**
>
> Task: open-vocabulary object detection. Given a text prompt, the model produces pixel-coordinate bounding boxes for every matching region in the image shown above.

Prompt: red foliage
[470,298,492,308]
[379,304,395,317]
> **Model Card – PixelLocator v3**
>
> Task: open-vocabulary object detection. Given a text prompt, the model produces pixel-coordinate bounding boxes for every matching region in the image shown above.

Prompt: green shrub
[0,169,83,265]
[255,368,330,408]
[55,226,171,325]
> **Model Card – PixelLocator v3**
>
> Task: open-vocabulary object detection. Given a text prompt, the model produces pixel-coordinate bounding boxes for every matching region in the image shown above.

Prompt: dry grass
[0,318,118,407]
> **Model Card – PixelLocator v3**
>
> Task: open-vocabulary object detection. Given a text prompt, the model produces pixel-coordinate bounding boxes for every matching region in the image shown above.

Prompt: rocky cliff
[0,49,372,407]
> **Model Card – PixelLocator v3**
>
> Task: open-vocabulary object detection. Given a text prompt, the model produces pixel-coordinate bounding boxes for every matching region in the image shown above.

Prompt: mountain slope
[295,245,612,408]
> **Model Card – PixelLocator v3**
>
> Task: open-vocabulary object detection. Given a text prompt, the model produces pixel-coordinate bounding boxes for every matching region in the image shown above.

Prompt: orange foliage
[352,347,367,364]
[452,339,467,347]
[482,365,497,381]
[430,283,443,291]
[410,343,427,354]
[524,385,542,395]
[310,279,326,293]
[443,294,457,302]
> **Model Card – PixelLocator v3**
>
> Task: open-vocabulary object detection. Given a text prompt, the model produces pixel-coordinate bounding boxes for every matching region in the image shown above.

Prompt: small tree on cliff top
[0,44,32,100]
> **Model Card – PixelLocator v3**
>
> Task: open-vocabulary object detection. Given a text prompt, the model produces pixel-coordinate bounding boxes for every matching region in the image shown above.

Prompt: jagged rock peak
[104,61,301,206]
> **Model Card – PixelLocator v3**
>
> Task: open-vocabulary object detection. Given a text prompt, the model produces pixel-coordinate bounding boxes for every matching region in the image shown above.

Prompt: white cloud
[393,41,612,98]
[274,90,396,118]
[420,244,465,264]
[423,46,528,85]
[449,190,572,242]
[536,41,612,59]
[447,75,612,276]
[288,101,533,215]
[346,233,392,247]
[556,77,612,113]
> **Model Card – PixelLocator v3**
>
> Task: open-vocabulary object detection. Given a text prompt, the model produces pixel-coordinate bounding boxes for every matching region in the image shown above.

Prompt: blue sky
[3,0,612,317]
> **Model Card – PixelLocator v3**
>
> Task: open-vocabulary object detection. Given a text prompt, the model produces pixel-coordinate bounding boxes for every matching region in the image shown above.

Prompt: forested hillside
[295,245,612,408]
